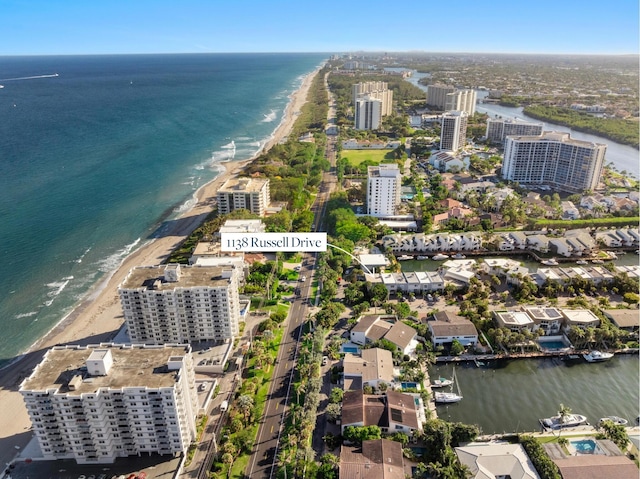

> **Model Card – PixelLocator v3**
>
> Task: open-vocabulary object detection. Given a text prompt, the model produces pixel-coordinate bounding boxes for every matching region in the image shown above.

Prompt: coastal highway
[247,75,339,479]
[246,257,315,479]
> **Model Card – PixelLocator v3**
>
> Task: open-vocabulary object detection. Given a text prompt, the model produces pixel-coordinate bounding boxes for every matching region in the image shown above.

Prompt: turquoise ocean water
[0,53,326,367]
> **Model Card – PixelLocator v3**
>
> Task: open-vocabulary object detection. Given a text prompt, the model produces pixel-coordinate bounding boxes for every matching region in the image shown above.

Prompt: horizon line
[0,50,638,58]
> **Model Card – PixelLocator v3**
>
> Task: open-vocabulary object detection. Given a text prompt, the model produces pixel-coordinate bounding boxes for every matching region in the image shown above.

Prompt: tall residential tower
[367,164,402,216]
[20,344,198,464]
[440,111,468,152]
[503,132,606,193]
[119,264,241,344]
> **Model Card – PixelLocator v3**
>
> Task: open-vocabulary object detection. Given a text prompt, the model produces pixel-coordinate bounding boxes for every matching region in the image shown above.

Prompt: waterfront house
[455,443,540,479]
[561,309,601,330]
[482,258,522,277]
[341,390,423,435]
[342,348,396,392]
[349,315,418,356]
[493,310,535,332]
[521,306,563,335]
[441,259,478,284]
[614,228,635,246]
[339,439,407,479]
[548,238,573,257]
[603,309,640,334]
[526,234,550,253]
[615,264,640,279]
[595,230,623,247]
[552,453,639,479]
[428,311,479,347]
[509,231,528,250]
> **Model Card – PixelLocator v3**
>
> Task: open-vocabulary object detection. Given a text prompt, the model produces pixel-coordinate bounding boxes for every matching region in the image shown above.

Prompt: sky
[1,0,638,56]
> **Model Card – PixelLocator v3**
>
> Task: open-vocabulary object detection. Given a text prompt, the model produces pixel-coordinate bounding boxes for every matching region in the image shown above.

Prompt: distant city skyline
[1,0,638,56]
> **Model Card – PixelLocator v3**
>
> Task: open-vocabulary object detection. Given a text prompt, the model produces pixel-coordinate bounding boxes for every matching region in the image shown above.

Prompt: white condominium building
[445,89,477,116]
[20,344,198,464]
[426,84,456,110]
[486,118,544,144]
[119,264,241,344]
[352,81,393,116]
[367,164,401,216]
[354,96,383,130]
[503,132,607,193]
[440,111,468,152]
[216,177,270,216]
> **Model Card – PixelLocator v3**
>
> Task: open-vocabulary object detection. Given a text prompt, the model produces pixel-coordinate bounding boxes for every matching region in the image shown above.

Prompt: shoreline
[0,66,321,465]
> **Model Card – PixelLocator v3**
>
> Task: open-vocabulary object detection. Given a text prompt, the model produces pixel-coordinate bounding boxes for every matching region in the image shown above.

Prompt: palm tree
[221,452,234,478]
[558,403,572,424]
[237,394,254,425]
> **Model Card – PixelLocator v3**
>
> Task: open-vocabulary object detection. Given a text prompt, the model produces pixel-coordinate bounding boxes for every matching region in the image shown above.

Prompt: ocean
[0,53,326,367]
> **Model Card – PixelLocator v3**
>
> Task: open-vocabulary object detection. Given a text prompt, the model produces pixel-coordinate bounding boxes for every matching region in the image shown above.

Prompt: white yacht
[432,254,449,261]
[434,391,462,403]
[431,377,453,388]
[583,350,614,362]
[599,416,628,426]
[541,258,559,266]
[540,413,588,429]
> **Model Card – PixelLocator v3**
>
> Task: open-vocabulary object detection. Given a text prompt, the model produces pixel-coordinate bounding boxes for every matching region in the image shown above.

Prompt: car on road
[300,275,306,282]
[322,356,329,366]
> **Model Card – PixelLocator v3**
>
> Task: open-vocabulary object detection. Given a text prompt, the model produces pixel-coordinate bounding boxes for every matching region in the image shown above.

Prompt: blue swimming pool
[343,346,359,353]
[539,340,567,350]
[401,382,418,389]
[571,439,598,454]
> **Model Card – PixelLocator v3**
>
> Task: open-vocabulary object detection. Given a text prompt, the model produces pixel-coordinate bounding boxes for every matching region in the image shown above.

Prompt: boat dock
[435,348,638,364]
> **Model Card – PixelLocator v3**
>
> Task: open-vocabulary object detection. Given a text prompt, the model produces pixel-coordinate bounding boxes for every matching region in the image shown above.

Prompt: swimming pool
[571,439,599,455]
[401,381,419,390]
[342,346,359,354]
[538,340,567,350]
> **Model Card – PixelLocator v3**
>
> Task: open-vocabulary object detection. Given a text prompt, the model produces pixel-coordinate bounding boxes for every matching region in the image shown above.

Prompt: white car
[322,356,329,366]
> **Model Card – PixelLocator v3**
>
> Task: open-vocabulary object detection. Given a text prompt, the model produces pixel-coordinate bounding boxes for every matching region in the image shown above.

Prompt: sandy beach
[0,67,320,467]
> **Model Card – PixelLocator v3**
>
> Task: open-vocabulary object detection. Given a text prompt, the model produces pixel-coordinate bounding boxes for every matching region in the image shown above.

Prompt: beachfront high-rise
[367,164,401,216]
[503,132,607,193]
[426,84,456,110]
[119,264,241,344]
[354,96,383,130]
[216,177,270,216]
[20,344,198,464]
[440,111,468,152]
[445,89,477,116]
[486,118,544,144]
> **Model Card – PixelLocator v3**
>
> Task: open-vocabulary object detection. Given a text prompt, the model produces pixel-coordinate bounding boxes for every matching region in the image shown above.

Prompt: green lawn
[340,149,394,165]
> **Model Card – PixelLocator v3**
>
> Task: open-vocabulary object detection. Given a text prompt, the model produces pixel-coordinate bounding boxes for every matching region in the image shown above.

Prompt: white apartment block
[20,344,198,464]
[367,164,401,216]
[352,81,393,116]
[440,111,468,152]
[426,84,456,109]
[445,89,477,116]
[503,132,606,193]
[216,177,270,216]
[354,96,383,130]
[119,264,241,344]
[485,118,544,144]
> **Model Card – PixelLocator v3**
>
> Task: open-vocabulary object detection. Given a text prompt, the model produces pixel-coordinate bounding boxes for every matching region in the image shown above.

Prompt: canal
[429,354,639,434]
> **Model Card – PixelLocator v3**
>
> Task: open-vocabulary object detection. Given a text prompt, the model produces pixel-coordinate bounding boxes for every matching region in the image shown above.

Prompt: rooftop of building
[521,306,564,321]
[508,131,606,148]
[20,344,190,393]
[218,177,269,193]
[602,309,640,329]
[494,311,534,326]
[339,439,405,479]
[562,309,601,324]
[343,348,394,384]
[120,264,237,290]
